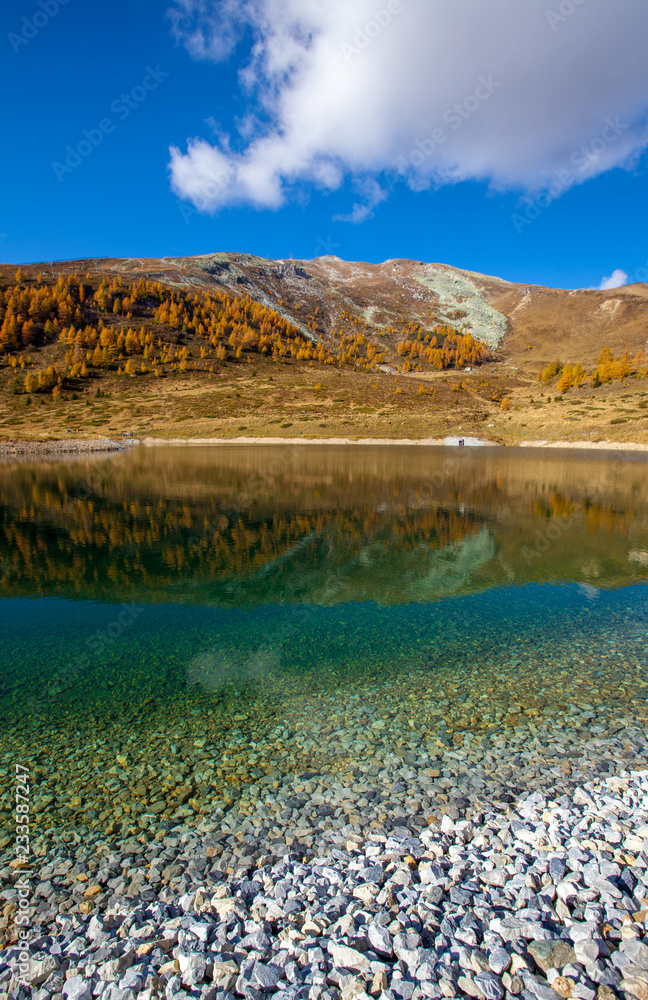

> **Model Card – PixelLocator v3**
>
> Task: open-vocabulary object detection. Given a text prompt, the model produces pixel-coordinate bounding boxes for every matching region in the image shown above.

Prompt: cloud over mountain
[599,269,629,290]
[168,0,648,215]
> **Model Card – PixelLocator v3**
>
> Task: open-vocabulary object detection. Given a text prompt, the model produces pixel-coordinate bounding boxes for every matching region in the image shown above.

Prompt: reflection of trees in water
[0,454,646,604]
[531,493,635,536]
[0,483,482,601]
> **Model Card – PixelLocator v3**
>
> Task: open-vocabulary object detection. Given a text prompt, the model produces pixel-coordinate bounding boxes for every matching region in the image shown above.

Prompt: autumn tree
[556,364,574,392]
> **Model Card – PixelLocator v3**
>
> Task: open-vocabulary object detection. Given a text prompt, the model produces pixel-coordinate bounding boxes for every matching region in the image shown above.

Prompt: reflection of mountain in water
[219,525,495,606]
[0,445,646,607]
[398,528,496,602]
[0,478,486,605]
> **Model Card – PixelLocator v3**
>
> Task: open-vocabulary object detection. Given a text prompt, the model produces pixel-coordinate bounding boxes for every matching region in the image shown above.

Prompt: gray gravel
[0,439,136,461]
[1,764,647,1000]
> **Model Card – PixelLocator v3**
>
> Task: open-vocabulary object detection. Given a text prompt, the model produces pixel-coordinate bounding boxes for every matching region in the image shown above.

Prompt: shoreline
[0,438,136,460]
[141,435,648,452]
[2,717,646,995]
[2,435,648,457]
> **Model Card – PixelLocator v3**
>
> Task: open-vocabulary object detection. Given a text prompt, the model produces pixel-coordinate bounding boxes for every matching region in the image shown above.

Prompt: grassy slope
[0,259,647,445]
[3,356,647,446]
[0,361,512,443]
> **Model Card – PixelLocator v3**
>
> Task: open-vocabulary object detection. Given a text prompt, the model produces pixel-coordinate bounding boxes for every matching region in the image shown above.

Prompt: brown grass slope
[1,254,647,445]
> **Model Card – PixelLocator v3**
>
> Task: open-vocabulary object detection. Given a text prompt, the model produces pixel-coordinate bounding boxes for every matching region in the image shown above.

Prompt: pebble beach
[2,702,647,1000]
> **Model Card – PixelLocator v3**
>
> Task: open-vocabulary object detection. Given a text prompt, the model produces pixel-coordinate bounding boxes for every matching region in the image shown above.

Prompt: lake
[1,444,647,850]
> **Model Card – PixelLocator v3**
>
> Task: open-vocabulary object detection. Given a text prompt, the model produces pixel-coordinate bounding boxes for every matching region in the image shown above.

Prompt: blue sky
[2,0,648,290]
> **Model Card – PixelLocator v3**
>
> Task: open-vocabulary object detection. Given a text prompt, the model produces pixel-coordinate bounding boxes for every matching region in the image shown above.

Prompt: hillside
[13,252,647,363]
[0,254,646,445]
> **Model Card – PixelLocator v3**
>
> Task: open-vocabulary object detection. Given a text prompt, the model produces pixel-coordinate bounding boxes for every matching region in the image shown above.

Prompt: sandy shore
[522,438,648,450]
[140,435,648,451]
[140,434,489,447]
[2,435,648,456]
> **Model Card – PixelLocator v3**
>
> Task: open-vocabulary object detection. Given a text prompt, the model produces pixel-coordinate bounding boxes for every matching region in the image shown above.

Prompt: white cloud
[598,269,629,290]
[167,0,648,215]
[168,0,250,62]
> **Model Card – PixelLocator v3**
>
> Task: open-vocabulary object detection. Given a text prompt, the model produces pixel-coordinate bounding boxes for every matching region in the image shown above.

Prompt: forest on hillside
[0,270,494,396]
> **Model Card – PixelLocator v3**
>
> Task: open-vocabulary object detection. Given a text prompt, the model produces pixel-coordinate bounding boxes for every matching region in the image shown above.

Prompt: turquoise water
[0,444,647,837]
[2,583,647,723]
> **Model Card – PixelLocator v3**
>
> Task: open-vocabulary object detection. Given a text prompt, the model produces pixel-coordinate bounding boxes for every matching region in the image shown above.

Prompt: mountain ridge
[2,252,646,448]
[18,252,646,370]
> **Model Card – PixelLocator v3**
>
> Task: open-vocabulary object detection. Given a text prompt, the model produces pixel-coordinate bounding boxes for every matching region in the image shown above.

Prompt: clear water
[1,444,647,839]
